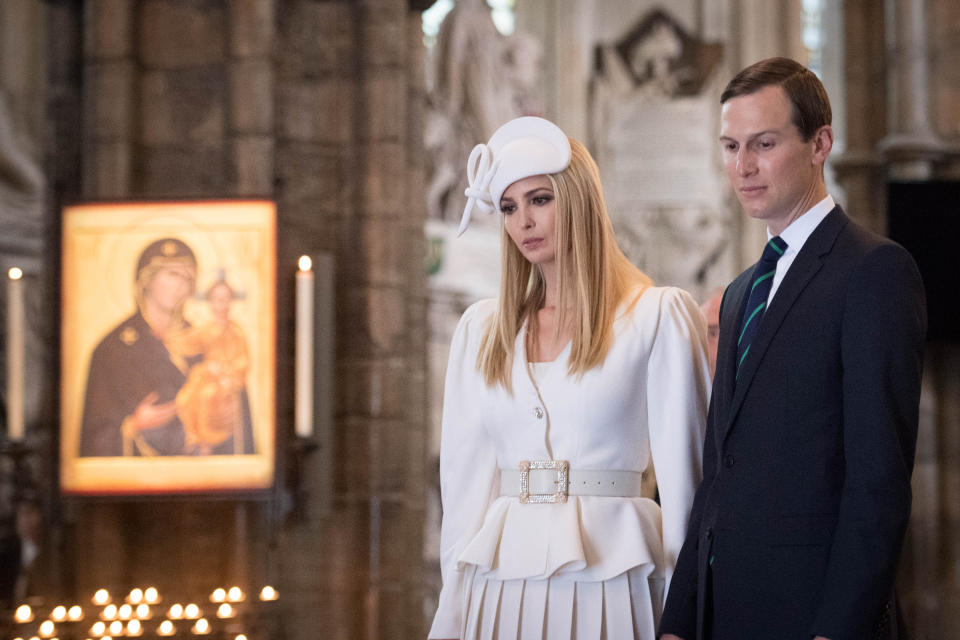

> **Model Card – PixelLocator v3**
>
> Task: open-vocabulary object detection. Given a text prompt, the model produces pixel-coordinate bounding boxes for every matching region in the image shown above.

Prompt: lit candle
[38,620,54,638]
[92,589,111,606]
[210,588,226,603]
[127,618,143,635]
[183,603,200,619]
[295,256,314,437]
[144,587,159,604]
[67,606,83,621]
[259,585,278,601]
[14,604,32,623]
[167,603,183,620]
[90,621,106,636]
[216,603,234,618]
[226,586,244,602]
[109,619,124,635]
[6,267,24,441]
[51,606,67,621]
[193,617,211,634]
[157,620,175,636]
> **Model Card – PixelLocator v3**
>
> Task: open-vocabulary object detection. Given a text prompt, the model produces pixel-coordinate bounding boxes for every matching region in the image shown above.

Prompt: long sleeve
[428,301,500,639]
[646,288,711,596]
[811,243,926,639]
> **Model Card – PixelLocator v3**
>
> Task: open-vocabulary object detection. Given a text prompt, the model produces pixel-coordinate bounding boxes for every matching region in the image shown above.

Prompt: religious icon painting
[60,200,276,494]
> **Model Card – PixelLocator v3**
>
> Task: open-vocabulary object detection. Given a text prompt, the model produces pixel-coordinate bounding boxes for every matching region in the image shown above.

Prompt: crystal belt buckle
[518,459,569,504]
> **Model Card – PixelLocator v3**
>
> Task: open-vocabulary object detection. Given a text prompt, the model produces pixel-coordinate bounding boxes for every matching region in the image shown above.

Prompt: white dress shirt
[767,194,835,305]
[428,287,712,638]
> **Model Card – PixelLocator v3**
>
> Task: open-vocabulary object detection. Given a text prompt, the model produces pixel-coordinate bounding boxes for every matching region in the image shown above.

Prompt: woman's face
[501,175,558,267]
[144,264,194,314]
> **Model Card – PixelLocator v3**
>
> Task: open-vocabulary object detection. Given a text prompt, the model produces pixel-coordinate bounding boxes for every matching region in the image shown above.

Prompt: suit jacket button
[705,527,713,540]
[724,454,735,468]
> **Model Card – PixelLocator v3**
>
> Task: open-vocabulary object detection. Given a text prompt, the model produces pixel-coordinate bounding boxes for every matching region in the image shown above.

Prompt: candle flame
[298,255,312,271]
[38,619,55,637]
[51,606,67,621]
[259,585,278,601]
[193,617,211,634]
[144,587,159,604]
[157,620,175,635]
[8,267,22,280]
[68,605,83,621]
[210,588,226,603]
[93,589,111,605]
[227,586,244,602]
[14,604,32,622]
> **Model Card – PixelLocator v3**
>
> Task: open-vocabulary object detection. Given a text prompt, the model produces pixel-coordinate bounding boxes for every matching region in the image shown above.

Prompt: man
[660,57,926,640]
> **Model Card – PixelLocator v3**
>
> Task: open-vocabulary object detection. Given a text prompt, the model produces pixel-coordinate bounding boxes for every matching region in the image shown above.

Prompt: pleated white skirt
[459,563,664,640]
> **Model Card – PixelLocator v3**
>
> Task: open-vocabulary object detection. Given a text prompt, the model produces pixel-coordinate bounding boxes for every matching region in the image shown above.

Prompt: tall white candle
[295,256,314,438]
[6,267,24,442]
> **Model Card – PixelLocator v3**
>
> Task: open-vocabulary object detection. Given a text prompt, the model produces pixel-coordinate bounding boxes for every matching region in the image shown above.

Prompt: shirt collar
[767,195,835,253]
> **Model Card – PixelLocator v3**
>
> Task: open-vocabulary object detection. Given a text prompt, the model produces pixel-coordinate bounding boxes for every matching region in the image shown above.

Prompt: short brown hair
[721,57,831,141]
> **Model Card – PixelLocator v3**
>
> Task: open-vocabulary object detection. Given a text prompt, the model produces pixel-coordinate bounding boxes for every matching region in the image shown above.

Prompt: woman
[429,116,711,639]
[80,238,201,456]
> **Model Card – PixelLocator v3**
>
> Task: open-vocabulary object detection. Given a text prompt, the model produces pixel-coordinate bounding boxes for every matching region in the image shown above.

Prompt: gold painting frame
[60,200,276,494]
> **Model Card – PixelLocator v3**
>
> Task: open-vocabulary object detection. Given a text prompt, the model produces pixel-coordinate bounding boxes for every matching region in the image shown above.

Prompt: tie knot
[760,236,788,265]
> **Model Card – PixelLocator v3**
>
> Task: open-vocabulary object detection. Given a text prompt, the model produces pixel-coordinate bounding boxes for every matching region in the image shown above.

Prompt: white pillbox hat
[458,116,571,236]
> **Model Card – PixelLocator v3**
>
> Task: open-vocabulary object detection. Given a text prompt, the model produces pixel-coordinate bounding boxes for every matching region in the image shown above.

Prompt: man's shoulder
[834,213,916,267]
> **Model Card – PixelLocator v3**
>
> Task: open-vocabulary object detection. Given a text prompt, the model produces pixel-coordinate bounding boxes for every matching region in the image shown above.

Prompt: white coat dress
[428,286,711,640]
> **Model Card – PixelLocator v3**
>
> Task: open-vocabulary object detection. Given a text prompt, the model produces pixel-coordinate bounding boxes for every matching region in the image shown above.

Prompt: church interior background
[0,0,957,637]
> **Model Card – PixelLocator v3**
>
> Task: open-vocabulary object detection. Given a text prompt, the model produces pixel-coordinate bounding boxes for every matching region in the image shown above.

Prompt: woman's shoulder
[625,285,699,317]
[619,285,705,341]
[457,298,497,330]
[450,298,497,347]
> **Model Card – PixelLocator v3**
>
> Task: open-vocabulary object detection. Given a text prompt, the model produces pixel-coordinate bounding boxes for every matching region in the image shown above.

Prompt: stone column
[229,0,275,196]
[81,0,134,199]
[831,0,888,233]
[877,0,945,179]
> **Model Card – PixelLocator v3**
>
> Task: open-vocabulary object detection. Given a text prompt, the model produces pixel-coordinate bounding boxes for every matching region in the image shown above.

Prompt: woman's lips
[522,238,544,249]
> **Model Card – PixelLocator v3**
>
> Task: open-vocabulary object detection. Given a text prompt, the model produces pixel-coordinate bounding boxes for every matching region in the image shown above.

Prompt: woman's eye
[501,204,515,214]
[531,195,552,205]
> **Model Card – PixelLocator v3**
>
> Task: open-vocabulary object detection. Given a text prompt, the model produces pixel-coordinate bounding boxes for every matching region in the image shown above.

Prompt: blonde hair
[477,138,652,389]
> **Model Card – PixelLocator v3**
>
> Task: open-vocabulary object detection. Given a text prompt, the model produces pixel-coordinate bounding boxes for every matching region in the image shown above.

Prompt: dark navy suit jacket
[660,207,926,640]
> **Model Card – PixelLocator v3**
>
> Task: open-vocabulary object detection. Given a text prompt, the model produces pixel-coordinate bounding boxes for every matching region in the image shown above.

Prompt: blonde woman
[429,117,711,640]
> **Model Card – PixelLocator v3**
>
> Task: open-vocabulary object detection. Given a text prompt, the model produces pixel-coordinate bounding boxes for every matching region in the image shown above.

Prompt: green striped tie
[736,236,787,376]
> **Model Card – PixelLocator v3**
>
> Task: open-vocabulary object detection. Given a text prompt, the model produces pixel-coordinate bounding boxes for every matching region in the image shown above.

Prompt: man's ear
[811,124,834,165]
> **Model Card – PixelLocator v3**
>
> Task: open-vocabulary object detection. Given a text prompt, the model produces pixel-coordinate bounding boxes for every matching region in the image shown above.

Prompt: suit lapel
[721,207,849,442]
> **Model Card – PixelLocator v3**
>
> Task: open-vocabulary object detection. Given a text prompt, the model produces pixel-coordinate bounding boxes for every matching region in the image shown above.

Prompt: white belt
[500,460,644,504]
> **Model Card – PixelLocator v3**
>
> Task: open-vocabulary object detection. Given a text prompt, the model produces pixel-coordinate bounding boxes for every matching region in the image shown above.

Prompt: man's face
[719,85,829,234]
